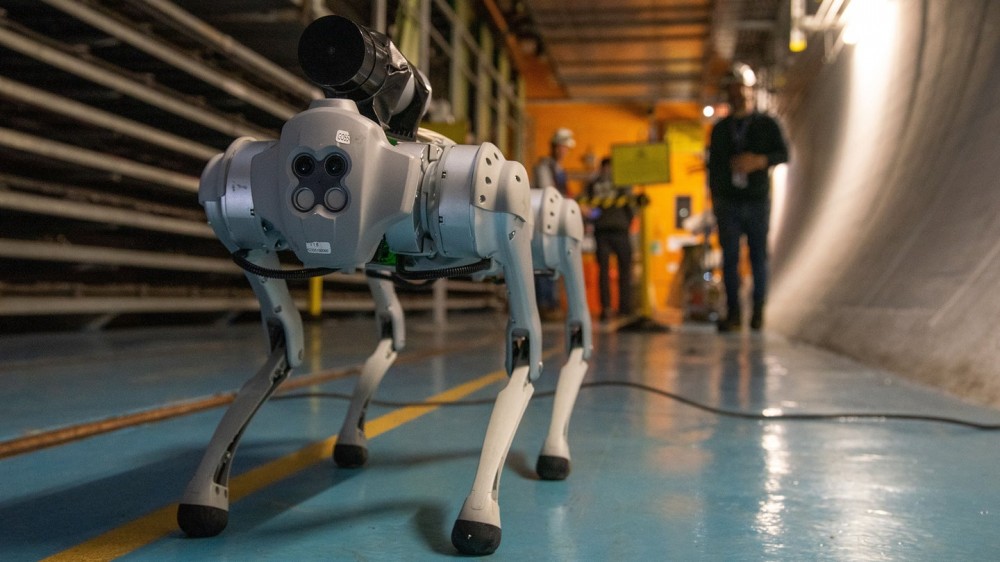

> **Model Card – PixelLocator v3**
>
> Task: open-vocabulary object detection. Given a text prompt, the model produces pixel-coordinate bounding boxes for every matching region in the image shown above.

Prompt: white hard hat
[724,62,757,87]
[550,127,576,148]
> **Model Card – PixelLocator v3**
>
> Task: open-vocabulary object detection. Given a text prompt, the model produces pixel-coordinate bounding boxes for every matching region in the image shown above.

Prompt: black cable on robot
[394,258,493,281]
[231,249,337,280]
[271,380,1000,431]
[365,269,435,290]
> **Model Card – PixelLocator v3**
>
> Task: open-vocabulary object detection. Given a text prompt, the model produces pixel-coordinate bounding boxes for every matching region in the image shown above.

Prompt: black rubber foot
[177,503,228,538]
[536,455,571,481]
[451,519,502,556]
[333,443,368,468]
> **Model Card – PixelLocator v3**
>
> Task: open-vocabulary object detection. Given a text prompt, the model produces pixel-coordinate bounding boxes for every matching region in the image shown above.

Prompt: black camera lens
[293,154,315,177]
[299,16,379,96]
[325,153,348,176]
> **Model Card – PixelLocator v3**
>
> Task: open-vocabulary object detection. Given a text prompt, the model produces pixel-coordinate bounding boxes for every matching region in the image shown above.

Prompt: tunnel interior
[770,0,1000,407]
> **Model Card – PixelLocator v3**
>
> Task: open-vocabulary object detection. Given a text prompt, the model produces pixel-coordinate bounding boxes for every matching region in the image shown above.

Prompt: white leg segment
[177,345,290,536]
[530,187,593,480]
[333,276,406,468]
[537,347,587,468]
[452,364,534,555]
[177,250,302,537]
[334,274,403,467]
[334,337,397,467]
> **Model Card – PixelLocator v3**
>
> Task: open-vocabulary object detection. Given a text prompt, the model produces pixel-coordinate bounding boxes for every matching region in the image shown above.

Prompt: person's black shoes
[717,305,763,332]
[750,304,764,331]
[717,312,741,332]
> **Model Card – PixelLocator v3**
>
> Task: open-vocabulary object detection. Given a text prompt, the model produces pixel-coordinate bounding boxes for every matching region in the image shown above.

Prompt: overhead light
[789,27,807,52]
[843,0,895,47]
[841,2,864,46]
[702,105,715,118]
[789,0,807,52]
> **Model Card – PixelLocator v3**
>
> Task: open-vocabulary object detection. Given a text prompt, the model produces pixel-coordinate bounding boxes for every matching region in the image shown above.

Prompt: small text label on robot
[306,241,332,254]
[336,130,351,144]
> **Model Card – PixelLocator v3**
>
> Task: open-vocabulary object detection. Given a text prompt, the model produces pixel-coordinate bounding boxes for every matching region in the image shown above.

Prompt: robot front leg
[536,347,588,480]
[531,188,594,480]
[177,250,303,537]
[451,363,533,555]
[333,273,403,467]
[452,207,541,556]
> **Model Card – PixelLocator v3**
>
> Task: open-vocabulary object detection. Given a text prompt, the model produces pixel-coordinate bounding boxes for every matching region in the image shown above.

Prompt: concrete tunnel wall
[769,0,1000,408]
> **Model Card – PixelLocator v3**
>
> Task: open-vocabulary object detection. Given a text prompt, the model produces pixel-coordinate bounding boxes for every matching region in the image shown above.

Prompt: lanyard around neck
[730,115,752,152]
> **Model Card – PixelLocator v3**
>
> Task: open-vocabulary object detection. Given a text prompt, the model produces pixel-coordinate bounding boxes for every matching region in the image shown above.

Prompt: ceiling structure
[513,0,787,105]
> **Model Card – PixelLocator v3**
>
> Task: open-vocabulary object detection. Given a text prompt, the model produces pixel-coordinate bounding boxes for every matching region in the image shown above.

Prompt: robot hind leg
[333,274,403,467]
[531,189,593,480]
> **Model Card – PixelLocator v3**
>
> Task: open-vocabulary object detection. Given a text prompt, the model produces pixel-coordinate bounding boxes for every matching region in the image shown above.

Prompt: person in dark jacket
[707,64,789,332]
[586,157,634,321]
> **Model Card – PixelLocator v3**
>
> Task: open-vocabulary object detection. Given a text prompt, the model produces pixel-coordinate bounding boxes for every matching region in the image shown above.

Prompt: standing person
[586,157,634,321]
[707,64,789,332]
[533,127,575,320]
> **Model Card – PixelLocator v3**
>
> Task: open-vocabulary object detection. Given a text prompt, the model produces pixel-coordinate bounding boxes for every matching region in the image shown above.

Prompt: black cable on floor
[272,380,1000,430]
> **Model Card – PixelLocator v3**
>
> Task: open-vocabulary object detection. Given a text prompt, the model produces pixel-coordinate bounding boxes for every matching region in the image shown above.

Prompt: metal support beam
[419,0,431,72]
[0,239,235,273]
[448,0,471,122]
[560,71,704,85]
[513,77,526,163]
[496,50,510,154]
[0,173,203,220]
[534,15,711,28]
[0,128,200,193]
[138,0,321,100]
[372,0,388,33]
[40,0,300,119]
[475,24,494,143]
[545,31,710,43]
[0,295,262,316]
[0,26,270,139]
[0,76,218,161]
[0,190,214,238]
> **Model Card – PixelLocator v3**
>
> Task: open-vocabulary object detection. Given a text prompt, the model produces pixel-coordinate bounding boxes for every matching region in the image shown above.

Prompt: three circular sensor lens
[291,151,350,213]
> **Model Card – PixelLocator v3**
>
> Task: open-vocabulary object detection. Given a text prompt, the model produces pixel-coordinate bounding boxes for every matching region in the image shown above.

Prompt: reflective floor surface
[1,311,998,560]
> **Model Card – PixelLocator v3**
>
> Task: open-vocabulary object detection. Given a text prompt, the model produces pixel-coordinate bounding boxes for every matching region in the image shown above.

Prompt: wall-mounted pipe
[0,190,214,238]
[138,0,322,101]
[0,127,200,193]
[0,26,270,139]
[0,76,218,160]
[40,0,301,119]
[0,238,235,273]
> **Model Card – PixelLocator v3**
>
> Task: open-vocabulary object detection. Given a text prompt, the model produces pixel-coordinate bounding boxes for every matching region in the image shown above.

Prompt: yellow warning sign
[611,142,671,186]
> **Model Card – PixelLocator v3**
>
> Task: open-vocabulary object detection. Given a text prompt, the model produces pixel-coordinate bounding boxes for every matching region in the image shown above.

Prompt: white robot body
[179,15,591,557]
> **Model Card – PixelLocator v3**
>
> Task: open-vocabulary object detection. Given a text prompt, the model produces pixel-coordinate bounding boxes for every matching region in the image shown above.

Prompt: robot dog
[177,16,591,555]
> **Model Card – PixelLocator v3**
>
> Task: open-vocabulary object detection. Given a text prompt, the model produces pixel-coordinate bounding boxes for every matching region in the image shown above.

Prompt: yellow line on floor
[2,335,502,460]
[42,369,509,562]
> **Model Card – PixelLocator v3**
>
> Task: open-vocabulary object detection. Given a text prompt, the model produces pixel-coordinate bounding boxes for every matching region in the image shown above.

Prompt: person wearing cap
[535,127,575,195]
[532,127,575,320]
[707,64,789,332]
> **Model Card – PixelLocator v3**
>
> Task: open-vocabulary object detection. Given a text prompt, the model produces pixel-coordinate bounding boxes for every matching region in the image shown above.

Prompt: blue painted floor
[1,312,999,561]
